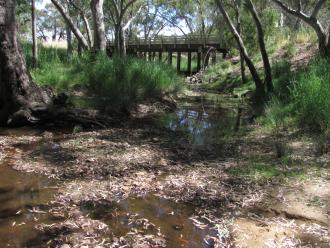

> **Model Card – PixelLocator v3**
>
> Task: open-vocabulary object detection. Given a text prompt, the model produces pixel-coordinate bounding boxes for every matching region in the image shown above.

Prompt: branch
[51,0,89,49]
[311,0,326,18]
[110,0,120,20]
[121,0,138,19]
[271,0,310,23]
[122,4,143,31]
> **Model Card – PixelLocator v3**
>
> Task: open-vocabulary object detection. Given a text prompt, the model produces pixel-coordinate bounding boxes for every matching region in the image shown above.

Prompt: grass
[23,44,183,113]
[83,55,182,112]
[263,57,330,134]
[227,161,306,182]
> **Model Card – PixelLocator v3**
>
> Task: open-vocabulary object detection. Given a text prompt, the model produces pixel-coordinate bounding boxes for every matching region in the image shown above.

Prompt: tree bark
[0,0,113,127]
[51,0,90,50]
[246,0,273,93]
[0,0,52,125]
[233,0,246,84]
[66,24,73,59]
[215,0,265,97]
[114,23,125,56]
[31,0,37,68]
[91,0,106,52]
[82,14,93,48]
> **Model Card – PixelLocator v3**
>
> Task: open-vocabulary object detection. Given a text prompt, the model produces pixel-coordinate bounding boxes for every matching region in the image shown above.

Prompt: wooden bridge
[107,35,228,74]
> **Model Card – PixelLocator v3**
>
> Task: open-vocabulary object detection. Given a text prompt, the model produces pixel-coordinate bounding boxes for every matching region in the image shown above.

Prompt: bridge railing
[108,35,222,47]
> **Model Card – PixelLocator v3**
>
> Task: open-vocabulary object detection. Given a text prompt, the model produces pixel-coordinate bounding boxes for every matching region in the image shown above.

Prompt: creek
[0,90,241,247]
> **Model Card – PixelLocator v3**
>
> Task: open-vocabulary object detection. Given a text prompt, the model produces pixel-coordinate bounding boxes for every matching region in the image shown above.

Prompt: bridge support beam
[159,51,162,62]
[197,52,202,71]
[168,51,173,66]
[187,52,192,75]
[177,52,181,72]
[204,52,209,68]
[211,52,216,64]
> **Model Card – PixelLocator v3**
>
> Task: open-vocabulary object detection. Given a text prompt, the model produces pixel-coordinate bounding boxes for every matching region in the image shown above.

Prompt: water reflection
[82,195,214,248]
[158,98,236,146]
[0,153,58,247]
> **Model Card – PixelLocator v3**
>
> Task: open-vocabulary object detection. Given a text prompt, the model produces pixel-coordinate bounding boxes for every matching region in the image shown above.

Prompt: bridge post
[177,52,181,72]
[204,52,209,68]
[148,52,152,61]
[159,51,162,62]
[168,51,173,66]
[187,52,192,75]
[211,51,217,64]
[152,52,156,61]
[197,47,202,71]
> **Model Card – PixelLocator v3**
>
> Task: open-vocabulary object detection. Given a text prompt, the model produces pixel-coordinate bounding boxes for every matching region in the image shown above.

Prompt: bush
[265,57,330,133]
[22,43,68,69]
[291,57,330,132]
[24,45,182,113]
[81,55,182,112]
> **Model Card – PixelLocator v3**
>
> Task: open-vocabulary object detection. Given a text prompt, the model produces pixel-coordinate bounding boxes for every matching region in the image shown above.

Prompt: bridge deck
[107,35,228,73]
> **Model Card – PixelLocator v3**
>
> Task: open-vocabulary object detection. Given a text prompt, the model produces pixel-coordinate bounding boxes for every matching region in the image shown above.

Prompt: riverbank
[0,88,329,247]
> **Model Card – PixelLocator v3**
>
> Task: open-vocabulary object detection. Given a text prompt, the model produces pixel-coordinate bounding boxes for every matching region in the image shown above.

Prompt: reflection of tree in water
[165,102,235,146]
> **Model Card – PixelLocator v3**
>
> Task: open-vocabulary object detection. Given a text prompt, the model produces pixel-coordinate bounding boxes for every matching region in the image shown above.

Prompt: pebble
[60,245,71,248]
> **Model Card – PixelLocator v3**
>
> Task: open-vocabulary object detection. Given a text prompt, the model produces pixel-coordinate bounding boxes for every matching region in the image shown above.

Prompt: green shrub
[272,60,293,102]
[83,55,182,112]
[291,57,330,132]
[25,45,182,113]
[22,43,68,69]
[265,57,330,133]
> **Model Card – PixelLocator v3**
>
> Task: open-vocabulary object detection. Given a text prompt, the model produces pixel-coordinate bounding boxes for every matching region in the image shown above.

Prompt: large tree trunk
[66,25,73,59]
[31,0,37,68]
[0,0,52,125]
[215,0,265,98]
[0,0,113,127]
[246,0,273,93]
[91,0,106,52]
[114,23,126,56]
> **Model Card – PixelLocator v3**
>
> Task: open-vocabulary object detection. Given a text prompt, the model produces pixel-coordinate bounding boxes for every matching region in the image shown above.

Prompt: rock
[42,131,53,139]
[60,244,71,248]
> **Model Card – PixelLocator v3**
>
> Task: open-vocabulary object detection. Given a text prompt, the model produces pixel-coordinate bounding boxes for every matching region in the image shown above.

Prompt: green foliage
[23,45,182,113]
[83,55,182,112]
[264,58,330,133]
[22,43,68,69]
[291,57,330,132]
[227,162,305,181]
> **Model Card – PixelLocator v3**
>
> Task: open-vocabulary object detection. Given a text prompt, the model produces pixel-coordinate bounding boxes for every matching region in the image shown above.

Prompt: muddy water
[0,91,237,247]
[0,129,59,248]
[0,160,58,247]
[156,92,239,146]
[82,195,214,248]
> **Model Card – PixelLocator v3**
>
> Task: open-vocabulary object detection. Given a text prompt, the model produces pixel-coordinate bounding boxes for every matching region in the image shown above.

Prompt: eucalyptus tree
[215,0,265,98]
[245,0,273,92]
[51,0,90,49]
[164,0,216,42]
[0,0,52,125]
[68,0,93,48]
[37,3,66,41]
[32,0,37,67]
[137,0,166,41]
[272,0,330,56]
[104,0,144,56]
[90,0,106,52]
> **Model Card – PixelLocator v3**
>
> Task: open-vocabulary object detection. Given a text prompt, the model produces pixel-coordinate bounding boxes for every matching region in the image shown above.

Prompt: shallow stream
[0,90,240,247]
